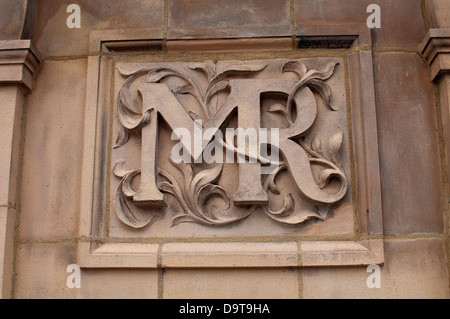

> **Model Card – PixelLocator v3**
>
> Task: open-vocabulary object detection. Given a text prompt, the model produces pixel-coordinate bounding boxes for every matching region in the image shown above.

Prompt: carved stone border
[78,26,384,268]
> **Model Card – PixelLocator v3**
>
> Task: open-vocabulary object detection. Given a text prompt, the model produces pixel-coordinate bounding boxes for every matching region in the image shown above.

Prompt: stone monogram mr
[112,59,349,229]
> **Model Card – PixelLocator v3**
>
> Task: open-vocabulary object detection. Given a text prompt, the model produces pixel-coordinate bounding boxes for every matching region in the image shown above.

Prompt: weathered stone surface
[7,0,450,300]
[374,53,443,234]
[19,59,87,240]
[0,87,23,208]
[161,242,299,268]
[168,0,291,39]
[425,0,450,28]
[77,242,159,269]
[300,240,384,267]
[0,41,42,178]
[0,40,41,299]
[420,28,450,81]
[33,0,164,57]
[14,243,159,298]
[0,0,36,40]
[295,0,427,48]
[163,268,298,299]
[438,75,450,195]
[373,53,443,235]
[14,243,78,298]
[302,238,450,299]
[421,29,450,199]
[0,207,16,299]
[78,269,159,299]
[0,40,42,92]
[166,38,292,53]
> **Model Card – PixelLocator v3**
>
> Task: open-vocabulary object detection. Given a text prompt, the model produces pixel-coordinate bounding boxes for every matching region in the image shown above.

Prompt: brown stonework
[295,0,427,48]
[0,0,447,300]
[373,52,443,235]
[168,0,291,39]
[0,0,36,40]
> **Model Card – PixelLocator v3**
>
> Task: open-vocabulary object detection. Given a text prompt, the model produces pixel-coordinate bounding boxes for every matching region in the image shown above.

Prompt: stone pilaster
[0,40,41,298]
[423,0,450,196]
[421,29,450,196]
[422,0,450,290]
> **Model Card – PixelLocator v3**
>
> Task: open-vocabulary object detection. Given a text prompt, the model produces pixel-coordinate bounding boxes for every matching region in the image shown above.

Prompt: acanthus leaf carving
[283,60,340,124]
[112,161,158,229]
[158,160,254,227]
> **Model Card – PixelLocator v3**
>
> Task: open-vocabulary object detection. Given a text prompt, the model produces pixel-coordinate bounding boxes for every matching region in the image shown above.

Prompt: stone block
[438,76,450,196]
[161,242,299,268]
[14,243,78,298]
[33,0,164,57]
[14,242,159,299]
[168,0,291,39]
[163,268,298,299]
[426,0,450,28]
[0,0,35,40]
[0,207,16,299]
[19,59,87,240]
[373,53,443,235]
[302,238,450,299]
[78,269,159,299]
[0,87,22,208]
[294,0,427,48]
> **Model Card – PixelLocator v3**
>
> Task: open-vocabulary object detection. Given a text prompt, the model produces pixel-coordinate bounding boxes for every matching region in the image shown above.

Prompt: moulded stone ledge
[88,28,164,54]
[77,242,159,268]
[0,40,42,92]
[300,239,384,267]
[161,242,299,268]
[77,240,384,269]
[166,37,293,53]
[167,25,292,41]
[420,28,450,81]
[296,23,372,48]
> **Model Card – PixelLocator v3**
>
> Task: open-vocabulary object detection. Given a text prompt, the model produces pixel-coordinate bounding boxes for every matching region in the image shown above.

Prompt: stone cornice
[421,28,450,81]
[0,40,42,92]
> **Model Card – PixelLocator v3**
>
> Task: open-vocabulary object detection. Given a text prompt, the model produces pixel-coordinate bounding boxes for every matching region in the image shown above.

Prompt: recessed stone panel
[78,28,383,268]
[108,58,352,239]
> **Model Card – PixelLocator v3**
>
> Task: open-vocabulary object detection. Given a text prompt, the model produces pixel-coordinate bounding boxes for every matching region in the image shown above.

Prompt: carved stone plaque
[79,28,384,268]
[110,58,352,237]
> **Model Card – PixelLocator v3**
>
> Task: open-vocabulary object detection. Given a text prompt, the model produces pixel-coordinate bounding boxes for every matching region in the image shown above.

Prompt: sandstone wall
[0,0,449,299]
